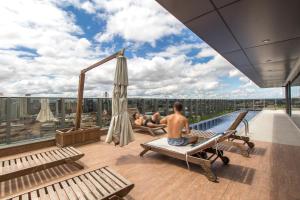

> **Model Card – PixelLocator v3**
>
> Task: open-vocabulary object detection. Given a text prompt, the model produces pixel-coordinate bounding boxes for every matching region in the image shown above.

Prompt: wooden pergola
[74,49,125,130]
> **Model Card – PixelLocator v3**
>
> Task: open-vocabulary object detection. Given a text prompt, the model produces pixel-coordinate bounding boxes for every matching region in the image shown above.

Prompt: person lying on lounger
[160,102,198,146]
[133,112,166,128]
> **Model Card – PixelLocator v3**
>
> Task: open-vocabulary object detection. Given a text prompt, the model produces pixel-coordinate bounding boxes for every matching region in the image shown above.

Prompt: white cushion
[146,134,223,155]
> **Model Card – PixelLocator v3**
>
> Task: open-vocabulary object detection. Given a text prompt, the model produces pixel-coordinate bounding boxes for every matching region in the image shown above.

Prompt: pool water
[190,111,260,134]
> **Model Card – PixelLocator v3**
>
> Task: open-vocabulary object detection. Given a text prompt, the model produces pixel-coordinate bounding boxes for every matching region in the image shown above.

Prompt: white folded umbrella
[105,56,134,146]
[36,98,55,122]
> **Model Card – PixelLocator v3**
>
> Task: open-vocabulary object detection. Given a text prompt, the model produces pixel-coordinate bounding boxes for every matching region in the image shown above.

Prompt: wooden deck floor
[2,110,300,200]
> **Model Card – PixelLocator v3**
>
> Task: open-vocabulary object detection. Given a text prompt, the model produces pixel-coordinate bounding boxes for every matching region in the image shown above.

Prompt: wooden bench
[7,166,134,200]
[0,146,84,182]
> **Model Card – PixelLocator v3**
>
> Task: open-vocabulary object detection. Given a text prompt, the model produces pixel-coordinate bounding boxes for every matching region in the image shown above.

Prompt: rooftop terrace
[2,110,300,200]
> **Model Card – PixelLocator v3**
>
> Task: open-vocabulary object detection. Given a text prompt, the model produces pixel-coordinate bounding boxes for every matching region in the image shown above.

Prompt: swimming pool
[190,111,260,134]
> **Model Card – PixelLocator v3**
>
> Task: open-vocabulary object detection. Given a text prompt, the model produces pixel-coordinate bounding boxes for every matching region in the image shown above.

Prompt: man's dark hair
[173,101,183,112]
[132,112,138,119]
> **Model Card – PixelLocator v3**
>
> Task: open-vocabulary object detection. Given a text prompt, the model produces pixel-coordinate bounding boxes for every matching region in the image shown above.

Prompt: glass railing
[0,97,285,146]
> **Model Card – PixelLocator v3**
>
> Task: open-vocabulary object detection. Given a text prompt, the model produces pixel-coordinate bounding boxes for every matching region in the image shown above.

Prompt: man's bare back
[160,102,198,146]
[161,113,189,138]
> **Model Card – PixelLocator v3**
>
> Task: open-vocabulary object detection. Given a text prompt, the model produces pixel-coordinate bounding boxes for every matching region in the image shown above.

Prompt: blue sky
[0,0,283,98]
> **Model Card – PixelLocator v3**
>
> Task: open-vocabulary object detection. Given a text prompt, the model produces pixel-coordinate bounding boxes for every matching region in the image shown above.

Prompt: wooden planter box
[56,127,101,147]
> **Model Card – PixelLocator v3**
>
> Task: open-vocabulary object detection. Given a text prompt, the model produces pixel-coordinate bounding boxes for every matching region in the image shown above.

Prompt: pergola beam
[75,49,125,130]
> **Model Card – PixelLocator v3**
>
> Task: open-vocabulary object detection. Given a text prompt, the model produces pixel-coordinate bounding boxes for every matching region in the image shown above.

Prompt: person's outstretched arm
[160,116,168,125]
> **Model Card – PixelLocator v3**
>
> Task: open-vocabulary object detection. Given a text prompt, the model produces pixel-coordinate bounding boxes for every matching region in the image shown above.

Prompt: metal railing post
[196,99,199,116]
[165,99,169,115]
[61,98,65,128]
[182,99,186,116]
[234,99,236,111]
[55,100,59,117]
[142,98,145,114]
[6,98,11,144]
[189,99,193,117]
[97,98,102,128]
[154,99,158,113]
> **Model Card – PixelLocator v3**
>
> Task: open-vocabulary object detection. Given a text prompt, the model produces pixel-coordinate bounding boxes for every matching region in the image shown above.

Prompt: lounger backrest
[227,111,248,131]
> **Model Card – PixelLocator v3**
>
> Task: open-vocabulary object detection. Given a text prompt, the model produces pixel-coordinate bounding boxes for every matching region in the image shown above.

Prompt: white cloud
[53,0,96,14]
[149,43,203,58]
[93,0,183,45]
[0,0,284,99]
[196,45,218,58]
[229,69,240,77]
[0,0,98,96]
[239,76,250,83]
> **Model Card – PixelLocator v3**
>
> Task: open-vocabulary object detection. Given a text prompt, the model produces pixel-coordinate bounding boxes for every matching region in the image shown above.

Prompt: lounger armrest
[217,130,236,142]
[186,130,236,155]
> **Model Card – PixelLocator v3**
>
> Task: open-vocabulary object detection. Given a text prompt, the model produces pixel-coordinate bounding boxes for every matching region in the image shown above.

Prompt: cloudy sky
[0,0,284,98]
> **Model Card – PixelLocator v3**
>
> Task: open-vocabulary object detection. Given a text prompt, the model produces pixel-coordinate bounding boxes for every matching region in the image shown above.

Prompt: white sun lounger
[140,130,235,182]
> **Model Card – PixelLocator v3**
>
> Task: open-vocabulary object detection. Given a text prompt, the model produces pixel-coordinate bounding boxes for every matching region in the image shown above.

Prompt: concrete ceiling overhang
[156,0,300,88]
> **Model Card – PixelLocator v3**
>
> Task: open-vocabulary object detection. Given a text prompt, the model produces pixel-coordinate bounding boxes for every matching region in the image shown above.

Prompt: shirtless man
[133,112,165,128]
[160,102,198,146]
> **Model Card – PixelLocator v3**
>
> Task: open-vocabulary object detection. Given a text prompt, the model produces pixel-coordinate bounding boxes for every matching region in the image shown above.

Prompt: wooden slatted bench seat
[7,166,134,200]
[0,146,84,182]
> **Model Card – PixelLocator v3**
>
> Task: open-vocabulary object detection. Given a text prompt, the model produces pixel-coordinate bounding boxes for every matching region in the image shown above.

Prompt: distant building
[104,92,109,98]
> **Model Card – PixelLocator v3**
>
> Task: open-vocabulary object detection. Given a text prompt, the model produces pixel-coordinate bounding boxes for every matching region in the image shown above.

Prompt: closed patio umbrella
[105,56,134,146]
[36,98,55,122]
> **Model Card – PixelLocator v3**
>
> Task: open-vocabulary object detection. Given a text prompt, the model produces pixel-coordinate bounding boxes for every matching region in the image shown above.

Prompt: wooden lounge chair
[7,166,134,200]
[140,130,235,182]
[0,146,84,182]
[227,111,254,147]
[193,111,255,157]
[128,107,166,136]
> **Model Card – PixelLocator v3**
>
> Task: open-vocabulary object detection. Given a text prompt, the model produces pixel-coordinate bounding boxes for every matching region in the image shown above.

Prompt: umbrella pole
[74,49,125,130]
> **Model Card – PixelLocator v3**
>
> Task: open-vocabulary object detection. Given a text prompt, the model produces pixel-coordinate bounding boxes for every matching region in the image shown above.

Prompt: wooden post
[75,73,85,130]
